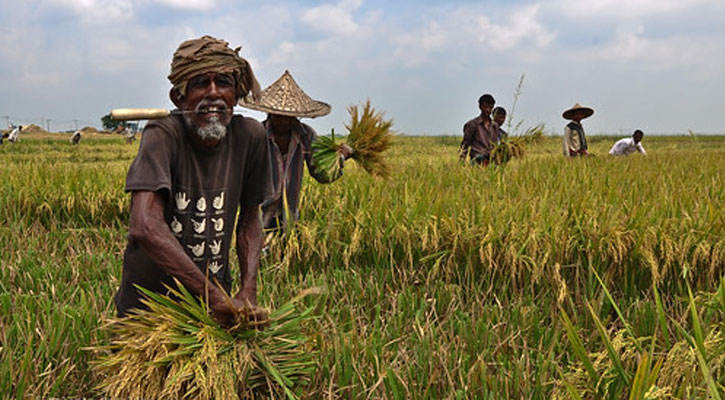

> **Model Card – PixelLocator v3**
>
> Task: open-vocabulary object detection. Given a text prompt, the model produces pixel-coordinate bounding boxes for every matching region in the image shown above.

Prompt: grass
[0,132,723,398]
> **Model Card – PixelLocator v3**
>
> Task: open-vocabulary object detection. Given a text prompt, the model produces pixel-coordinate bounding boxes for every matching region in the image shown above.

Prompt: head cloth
[168,35,261,101]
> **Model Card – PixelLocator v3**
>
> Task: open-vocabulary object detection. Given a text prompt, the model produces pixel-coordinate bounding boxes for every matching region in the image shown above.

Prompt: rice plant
[312,99,394,178]
[90,281,319,400]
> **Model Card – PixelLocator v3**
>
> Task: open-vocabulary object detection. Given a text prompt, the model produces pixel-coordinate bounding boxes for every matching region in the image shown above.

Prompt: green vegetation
[1,133,723,398]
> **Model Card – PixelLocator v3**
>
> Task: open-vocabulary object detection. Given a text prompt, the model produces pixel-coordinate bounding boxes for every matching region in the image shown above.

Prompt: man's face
[179,72,236,140]
[268,114,298,134]
[493,112,506,126]
[479,102,494,117]
[633,132,643,143]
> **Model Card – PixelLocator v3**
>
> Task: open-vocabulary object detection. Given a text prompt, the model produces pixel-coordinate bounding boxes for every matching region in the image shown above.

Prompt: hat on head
[168,35,261,102]
[238,70,331,118]
[562,103,594,120]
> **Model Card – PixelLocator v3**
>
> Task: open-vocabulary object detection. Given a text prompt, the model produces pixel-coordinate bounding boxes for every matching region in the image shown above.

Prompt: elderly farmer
[239,70,351,232]
[113,35,271,325]
[460,94,499,166]
[562,103,594,157]
[609,129,647,156]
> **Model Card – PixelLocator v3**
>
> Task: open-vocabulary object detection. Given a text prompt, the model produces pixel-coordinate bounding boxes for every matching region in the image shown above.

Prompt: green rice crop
[1,133,723,398]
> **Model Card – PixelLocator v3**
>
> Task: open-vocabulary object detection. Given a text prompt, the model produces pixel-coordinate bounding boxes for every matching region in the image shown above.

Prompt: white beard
[194,115,227,141]
[184,99,229,141]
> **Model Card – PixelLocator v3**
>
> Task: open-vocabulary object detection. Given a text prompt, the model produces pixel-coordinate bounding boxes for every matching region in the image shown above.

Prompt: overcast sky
[1,0,724,135]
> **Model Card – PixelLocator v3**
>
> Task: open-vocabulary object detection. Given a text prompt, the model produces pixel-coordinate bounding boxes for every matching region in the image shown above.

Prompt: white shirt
[609,137,646,156]
[8,127,20,143]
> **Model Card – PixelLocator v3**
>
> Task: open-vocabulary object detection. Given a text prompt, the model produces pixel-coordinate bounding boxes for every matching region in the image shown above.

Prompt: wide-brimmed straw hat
[238,70,331,118]
[562,103,594,120]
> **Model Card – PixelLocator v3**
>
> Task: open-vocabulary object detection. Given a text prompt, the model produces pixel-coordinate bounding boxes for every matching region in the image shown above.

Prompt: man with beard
[114,35,271,326]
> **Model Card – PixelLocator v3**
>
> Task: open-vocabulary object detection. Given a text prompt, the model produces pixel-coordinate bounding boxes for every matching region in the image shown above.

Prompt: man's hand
[339,143,354,160]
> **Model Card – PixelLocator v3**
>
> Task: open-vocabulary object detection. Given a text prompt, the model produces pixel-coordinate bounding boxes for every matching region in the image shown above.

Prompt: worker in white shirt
[7,125,22,143]
[609,130,646,156]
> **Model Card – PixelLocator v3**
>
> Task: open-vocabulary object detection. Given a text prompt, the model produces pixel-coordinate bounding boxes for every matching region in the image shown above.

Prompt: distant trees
[101,114,125,131]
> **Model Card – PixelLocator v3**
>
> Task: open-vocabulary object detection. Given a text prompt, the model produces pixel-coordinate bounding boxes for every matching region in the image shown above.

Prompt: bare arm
[460,122,474,160]
[129,191,234,316]
[235,204,264,305]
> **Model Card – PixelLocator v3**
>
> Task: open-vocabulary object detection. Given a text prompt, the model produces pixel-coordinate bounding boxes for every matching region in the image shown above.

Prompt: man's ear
[170,88,184,108]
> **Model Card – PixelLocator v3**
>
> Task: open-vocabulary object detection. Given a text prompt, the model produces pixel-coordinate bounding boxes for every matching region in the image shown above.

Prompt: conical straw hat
[562,103,594,120]
[238,70,331,118]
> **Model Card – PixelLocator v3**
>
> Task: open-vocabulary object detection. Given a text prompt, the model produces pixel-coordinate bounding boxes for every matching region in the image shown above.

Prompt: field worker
[239,70,352,233]
[562,103,593,157]
[124,126,136,144]
[492,106,508,141]
[609,129,647,156]
[70,130,82,144]
[114,35,271,327]
[7,125,22,143]
[460,94,500,166]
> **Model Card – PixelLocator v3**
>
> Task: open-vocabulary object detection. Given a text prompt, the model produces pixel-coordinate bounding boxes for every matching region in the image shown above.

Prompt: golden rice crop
[312,99,394,178]
[90,281,319,400]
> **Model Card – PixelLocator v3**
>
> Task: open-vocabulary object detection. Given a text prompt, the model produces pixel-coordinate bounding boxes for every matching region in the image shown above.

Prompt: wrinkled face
[479,102,494,117]
[177,72,236,141]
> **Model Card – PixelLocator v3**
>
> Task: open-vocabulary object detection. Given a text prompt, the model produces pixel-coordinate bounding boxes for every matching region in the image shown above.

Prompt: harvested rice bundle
[490,137,526,165]
[312,99,394,178]
[90,281,319,400]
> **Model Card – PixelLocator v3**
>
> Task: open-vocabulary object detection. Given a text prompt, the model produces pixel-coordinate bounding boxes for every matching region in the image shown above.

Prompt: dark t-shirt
[114,114,271,316]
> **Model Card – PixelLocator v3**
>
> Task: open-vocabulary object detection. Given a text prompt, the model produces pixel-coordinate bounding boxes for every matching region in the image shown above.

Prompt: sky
[1,0,724,136]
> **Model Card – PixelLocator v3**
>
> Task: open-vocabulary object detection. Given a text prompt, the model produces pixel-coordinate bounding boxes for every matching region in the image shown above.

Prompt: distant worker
[562,103,593,157]
[7,125,22,143]
[239,70,351,233]
[460,94,499,166]
[609,129,646,156]
[124,126,136,144]
[71,130,82,144]
[492,106,508,141]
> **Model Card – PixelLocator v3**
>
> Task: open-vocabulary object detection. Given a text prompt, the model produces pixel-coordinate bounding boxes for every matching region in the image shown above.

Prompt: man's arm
[235,204,264,306]
[304,125,347,183]
[460,122,473,160]
[129,190,237,317]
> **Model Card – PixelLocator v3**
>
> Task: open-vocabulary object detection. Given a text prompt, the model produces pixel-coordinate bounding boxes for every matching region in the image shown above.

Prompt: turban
[168,35,261,102]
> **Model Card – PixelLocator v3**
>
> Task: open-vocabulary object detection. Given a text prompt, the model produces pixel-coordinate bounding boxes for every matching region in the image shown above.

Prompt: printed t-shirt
[114,114,271,316]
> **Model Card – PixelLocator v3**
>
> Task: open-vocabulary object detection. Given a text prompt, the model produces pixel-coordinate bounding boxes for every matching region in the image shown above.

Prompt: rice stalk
[311,99,394,178]
[89,281,319,400]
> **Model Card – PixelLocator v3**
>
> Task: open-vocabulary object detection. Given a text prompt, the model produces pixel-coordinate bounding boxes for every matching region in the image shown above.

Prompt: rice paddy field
[1,132,723,399]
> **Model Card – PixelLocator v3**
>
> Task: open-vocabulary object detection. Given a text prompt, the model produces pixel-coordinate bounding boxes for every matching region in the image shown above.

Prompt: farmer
[562,103,594,157]
[239,70,351,233]
[609,129,647,156]
[460,94,499,166]
[70,130,82,144]
[7,125,22,143]
[114,35,270,326]
[492,106,508,141]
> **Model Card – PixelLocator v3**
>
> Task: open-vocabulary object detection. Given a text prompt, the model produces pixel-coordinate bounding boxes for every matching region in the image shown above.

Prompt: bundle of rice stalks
[311,99,394,178]
[490,137,526,165]
[90,282,319,400]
